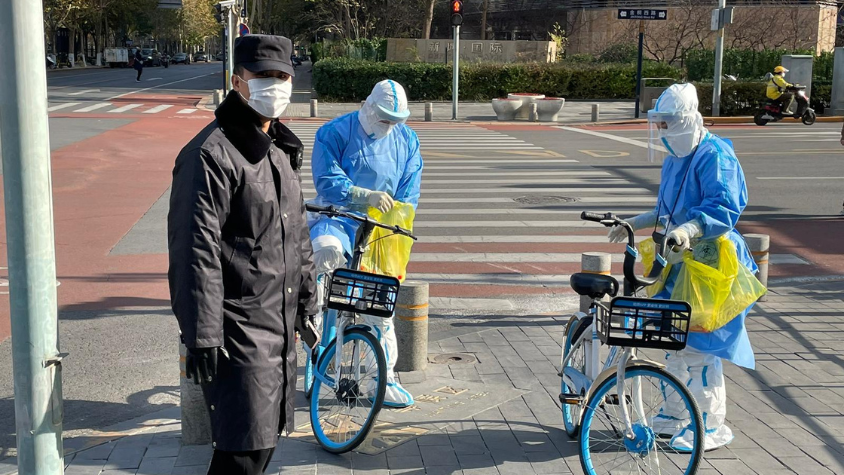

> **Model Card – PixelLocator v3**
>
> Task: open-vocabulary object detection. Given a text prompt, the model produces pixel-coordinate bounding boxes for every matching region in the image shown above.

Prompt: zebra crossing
[47,101,207,116]
[287,121,653,315]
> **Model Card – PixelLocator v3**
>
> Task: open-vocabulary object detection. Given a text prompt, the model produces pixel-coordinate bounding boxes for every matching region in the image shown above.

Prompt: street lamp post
[0,0,64,472]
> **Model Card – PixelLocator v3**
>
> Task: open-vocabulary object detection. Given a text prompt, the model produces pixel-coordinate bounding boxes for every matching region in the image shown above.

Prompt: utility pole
[712,0,727,116]
[0,0,64,473]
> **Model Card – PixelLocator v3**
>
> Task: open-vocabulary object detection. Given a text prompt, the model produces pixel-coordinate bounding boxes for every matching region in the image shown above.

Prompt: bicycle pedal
[559,393,582,405]
[603,394,632,405]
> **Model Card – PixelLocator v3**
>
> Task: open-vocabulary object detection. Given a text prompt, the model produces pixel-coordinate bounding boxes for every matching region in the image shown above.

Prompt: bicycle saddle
[569,273,619,299]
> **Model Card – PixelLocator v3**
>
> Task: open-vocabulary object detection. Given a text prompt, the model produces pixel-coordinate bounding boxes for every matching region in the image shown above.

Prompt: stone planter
[492,98,523,121]
[507,93,545,120]
[536,97,565,122]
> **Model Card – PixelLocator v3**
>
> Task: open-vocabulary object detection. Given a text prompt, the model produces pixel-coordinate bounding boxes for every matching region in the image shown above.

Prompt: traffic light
[450,0,463,26]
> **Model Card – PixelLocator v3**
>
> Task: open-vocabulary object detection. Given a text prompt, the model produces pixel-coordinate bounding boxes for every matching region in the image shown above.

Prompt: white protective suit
[310,80,420,408]
[620,84,746,451]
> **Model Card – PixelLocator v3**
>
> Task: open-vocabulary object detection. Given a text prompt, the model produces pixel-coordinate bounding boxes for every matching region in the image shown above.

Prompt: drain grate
[428,353,478,365]
[513,195,580,205]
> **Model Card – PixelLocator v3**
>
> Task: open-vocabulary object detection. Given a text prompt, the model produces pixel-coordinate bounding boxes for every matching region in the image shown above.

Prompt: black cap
[234,34,295,77]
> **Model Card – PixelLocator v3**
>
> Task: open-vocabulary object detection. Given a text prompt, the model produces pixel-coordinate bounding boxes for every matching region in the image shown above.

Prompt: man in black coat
[168,35,318,475]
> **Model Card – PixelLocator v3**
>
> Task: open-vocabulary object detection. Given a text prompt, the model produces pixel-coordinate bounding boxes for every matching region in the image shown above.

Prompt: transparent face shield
[647,110,699,162]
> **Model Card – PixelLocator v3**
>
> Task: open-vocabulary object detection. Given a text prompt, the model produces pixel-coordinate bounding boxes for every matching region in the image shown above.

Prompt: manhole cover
[428,353,478,365]
[513,195,580,205]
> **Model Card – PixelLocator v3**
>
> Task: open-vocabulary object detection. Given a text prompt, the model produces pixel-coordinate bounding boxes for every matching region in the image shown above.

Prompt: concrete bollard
[591,104,600,122]
[529,103,539,122]
[213,89,224,106]
[310,99,319,118]
[580,252,612,313]
[179,342,212,445]
[395,281,429,372]
[425,103,434,122]
[745,234,770,302]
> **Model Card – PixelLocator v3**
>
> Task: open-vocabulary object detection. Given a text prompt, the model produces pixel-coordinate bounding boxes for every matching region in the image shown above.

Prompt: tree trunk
[263,0,273,35]
[422,0,435,39]
[481,0,489,40]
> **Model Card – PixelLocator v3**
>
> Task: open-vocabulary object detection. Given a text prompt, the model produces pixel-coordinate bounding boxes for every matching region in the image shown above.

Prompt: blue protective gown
[309,111,423,258]
[653,133,757,369]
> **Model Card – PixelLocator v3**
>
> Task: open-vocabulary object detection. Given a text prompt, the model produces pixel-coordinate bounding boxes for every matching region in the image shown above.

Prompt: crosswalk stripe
[412,235,645,243]
[109,104,143,113]
[47,102,82,112]
[417,197,656,203]
[413,208,651,215]
[304,187,649,194]
[177,109,198,114]
[301,171,607,178]
[411,252,623,262]
[404,221,606,228]
[144,105,174,114]
[414,178,627,185]
[73,102,111,113]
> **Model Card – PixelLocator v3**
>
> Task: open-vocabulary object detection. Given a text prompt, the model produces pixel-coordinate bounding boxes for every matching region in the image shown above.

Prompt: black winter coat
[168,91,318,451]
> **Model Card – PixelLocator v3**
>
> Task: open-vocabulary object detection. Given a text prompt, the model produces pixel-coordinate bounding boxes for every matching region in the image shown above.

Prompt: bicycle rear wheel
[561,315,591,438]
[310,327,387,453]
[579,366,703,475]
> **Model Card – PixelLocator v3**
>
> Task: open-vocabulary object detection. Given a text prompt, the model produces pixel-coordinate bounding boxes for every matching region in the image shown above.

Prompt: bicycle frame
[310,217,379,392]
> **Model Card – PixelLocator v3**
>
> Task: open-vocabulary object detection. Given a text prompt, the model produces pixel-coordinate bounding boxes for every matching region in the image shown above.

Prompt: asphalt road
[509,122,844,219]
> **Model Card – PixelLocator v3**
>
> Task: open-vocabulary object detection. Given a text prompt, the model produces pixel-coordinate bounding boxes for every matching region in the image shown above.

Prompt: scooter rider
[767,66,793,112]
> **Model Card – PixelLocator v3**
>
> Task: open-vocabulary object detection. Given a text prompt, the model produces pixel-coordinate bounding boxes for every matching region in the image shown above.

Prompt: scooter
[754,85,816,126]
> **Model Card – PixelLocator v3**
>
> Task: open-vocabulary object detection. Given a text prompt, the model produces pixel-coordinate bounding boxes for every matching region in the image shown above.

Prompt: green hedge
[313,58,683,102]
[685,48,832,82]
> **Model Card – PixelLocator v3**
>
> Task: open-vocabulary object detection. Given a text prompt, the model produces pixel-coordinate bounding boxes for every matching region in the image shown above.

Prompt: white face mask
[241,76,292,119]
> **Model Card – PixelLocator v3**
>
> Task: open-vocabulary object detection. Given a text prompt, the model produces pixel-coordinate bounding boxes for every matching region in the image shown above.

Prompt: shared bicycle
[303,203,416,454]
[560,212,704,474]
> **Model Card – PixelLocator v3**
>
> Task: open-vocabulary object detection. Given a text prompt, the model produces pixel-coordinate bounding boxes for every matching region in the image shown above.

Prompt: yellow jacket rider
[767,66,792,109]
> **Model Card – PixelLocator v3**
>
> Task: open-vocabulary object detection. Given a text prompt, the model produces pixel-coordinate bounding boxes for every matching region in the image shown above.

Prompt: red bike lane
[0,116,207,342]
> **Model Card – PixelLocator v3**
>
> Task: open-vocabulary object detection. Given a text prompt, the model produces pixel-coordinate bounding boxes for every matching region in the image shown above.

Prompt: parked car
[215,52,225,61]
[195,51,208,62]
[171,52,190,65]
[291,55,302,66]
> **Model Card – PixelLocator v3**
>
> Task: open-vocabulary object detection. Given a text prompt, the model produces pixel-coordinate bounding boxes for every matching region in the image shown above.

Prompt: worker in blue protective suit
[309,79,423,408]
[608,83,756,452]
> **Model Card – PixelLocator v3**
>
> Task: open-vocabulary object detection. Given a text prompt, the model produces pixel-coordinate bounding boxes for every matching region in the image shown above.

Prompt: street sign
[239,23,249,37]
[617,9,667,21]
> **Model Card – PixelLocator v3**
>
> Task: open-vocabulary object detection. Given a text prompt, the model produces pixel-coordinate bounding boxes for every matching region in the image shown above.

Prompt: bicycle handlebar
[306,203,418,241]
[580,211,677,288]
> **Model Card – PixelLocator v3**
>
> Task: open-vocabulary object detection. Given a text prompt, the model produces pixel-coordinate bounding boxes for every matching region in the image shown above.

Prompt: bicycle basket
[598,297,691,351]
[326,268,400,318]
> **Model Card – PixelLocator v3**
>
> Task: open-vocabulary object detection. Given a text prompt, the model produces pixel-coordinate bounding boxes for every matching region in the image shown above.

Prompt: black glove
[185,347,220,385]
[270,120,304,171]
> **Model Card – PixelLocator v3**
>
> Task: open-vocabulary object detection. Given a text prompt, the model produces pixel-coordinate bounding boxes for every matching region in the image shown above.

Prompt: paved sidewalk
[5,280,844,475]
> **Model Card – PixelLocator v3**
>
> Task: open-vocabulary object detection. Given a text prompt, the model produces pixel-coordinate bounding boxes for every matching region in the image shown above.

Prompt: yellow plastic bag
[638,237,670,297]
[672,236,766,333]
[360,202,415,282]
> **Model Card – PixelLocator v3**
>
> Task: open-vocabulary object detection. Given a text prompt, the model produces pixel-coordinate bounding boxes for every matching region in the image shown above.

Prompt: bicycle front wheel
[310,327,387,453]
[579,366,703,475]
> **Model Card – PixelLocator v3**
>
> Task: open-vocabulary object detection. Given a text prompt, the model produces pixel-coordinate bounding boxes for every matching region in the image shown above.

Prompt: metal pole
[0,0,64,472]
[634,21,644,119]
[452,25,460,121]
[712,0,726,117]
[226,7,236,91]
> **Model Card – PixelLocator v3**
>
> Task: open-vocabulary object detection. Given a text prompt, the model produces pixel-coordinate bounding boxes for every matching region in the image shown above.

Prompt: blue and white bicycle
[560,212,704,474]
[303,204,416,454]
